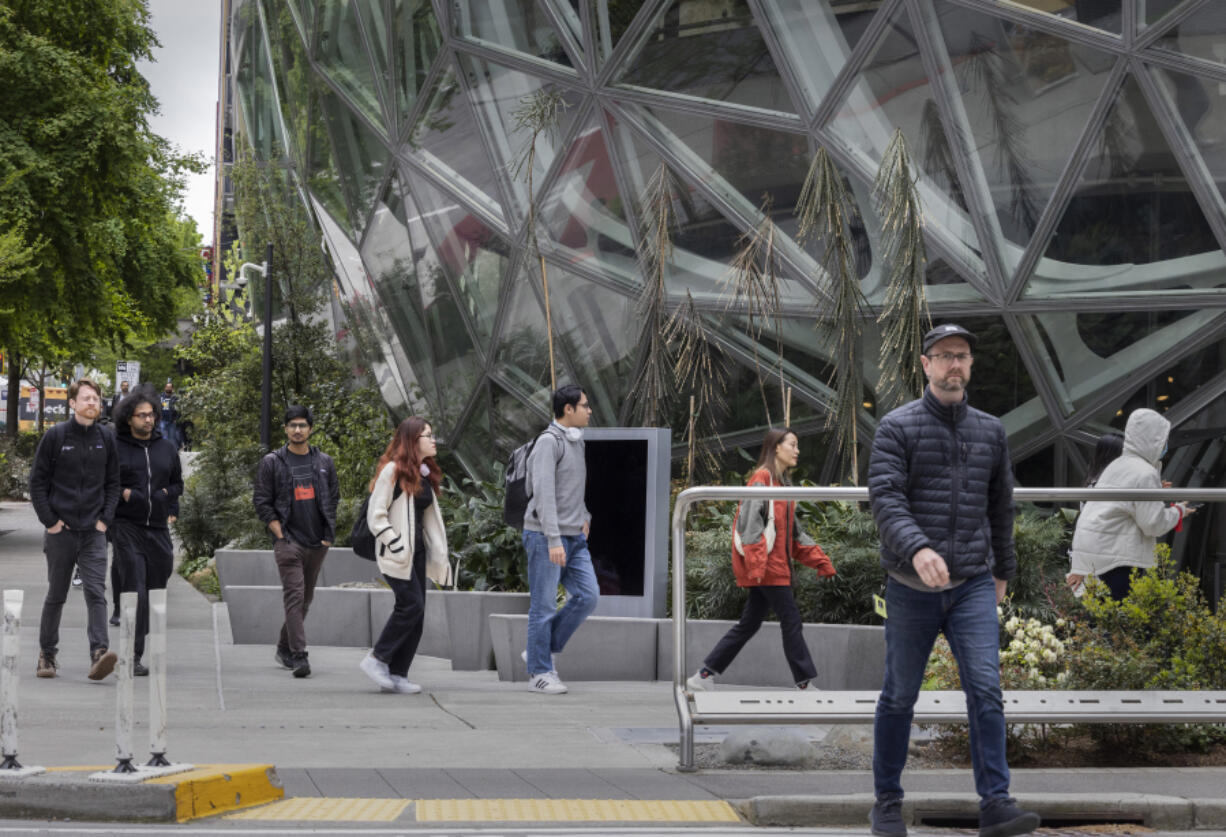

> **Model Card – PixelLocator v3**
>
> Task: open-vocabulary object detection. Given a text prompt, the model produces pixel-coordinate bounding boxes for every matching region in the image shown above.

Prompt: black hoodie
[29,419,120,529]
[114,427,184,529]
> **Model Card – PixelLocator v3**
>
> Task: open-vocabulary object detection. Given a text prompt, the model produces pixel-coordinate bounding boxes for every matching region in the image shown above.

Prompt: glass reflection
[393,0,442,127]
[494,271,555,392]
[306,82,353,234]
[1154,6,1226,68]
[1156,66,1226,212]
[618,0,797,113]
[489,381,551,459]
[1141,0,1188,27]
[266,0,311,159]
[453,0,574,66]
[998,0,1121,33]
[590,0,641,65]
[314,77,389,240]
[315,0,383,122]
[235,5,283,161]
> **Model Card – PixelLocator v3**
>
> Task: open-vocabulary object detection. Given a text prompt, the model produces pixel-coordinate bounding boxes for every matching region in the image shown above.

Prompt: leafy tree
[0,0,203,436]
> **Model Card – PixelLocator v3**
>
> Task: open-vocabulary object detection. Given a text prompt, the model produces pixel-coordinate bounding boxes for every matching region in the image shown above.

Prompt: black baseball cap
[922,323,977,354]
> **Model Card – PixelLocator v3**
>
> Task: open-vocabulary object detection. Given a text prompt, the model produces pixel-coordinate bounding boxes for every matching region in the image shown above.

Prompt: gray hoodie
[523,421,591,548]
[1068,408,1181,581]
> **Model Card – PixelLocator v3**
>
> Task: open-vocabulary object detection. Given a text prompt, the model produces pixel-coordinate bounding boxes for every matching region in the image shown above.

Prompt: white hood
[1122,408,1170,467]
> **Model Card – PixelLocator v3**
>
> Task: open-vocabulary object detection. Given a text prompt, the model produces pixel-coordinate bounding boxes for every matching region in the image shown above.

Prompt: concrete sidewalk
[1,500,1224,827]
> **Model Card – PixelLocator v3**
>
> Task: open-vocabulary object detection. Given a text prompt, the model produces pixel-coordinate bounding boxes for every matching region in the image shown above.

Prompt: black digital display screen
[584,439,648,597]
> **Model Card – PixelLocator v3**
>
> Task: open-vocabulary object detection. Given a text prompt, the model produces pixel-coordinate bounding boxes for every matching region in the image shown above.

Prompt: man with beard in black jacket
[111,386,184,676]
[30,379,120,680]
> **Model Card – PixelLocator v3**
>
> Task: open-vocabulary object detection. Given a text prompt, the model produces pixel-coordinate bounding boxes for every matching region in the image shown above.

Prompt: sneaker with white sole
[528,671,568,694]
[389,675,422,695]
[521,649,556,674]
[686,668,714,692]
[359,652,394,691]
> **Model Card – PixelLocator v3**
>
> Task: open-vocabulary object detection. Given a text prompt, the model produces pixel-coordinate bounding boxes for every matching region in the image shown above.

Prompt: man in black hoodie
[29,379,121,680]
[111,386,184,676]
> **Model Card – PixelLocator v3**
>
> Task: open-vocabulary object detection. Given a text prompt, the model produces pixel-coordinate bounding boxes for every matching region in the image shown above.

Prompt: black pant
[373,547,427,678]
[1099,565,1137,601]
[40,528,109,657]
[111,521,174,659]
[274,539,329,655]
[703,585,818,685]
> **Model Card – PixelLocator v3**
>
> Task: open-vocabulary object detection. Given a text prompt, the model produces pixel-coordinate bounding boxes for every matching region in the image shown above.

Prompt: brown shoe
[36,651,57,678]
[88,648,117,681]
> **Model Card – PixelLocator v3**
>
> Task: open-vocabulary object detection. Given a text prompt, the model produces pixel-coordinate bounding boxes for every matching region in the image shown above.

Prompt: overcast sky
[138,0,223,243]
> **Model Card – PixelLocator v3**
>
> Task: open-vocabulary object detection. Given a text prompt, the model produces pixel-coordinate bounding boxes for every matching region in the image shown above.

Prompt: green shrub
[174,441,267,559]
[439,472,527,592]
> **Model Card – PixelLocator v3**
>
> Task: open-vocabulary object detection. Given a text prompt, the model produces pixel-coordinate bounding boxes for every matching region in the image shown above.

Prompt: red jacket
[730,468,836,586]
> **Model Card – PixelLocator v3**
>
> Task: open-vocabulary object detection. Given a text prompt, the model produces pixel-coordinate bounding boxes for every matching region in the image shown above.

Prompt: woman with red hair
[359,417,453,693]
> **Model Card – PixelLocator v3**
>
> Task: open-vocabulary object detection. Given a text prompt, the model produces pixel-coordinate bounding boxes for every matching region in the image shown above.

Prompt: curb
[739,792,1201,830]
[0,764,282,823]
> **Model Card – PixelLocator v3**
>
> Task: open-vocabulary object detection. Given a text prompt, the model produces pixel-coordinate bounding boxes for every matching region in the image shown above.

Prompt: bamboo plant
[625,162,677,427]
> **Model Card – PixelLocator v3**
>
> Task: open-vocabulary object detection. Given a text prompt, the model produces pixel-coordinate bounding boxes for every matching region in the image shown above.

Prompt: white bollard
[1,590,23,769]
[113,591,137,773]
[147,589,169,766]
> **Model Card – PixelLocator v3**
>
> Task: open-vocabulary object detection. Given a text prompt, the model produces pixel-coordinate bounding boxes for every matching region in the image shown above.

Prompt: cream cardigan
[367,462,452,584]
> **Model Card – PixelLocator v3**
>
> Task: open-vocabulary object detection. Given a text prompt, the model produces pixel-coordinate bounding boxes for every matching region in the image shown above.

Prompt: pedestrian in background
[29,379,120,680]
[687,427,836,692]
[359,417,452,694]
[159,380,181,450]
[253,405,339,678]
[110,385,183,676]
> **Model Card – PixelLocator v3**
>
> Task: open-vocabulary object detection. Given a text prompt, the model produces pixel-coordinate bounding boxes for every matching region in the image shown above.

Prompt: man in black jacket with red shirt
[111,385,183,676]
[29,379,120,680]
[867,325,1038,837]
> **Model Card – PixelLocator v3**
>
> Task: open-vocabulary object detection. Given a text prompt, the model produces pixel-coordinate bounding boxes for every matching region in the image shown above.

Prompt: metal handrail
[671,486,1226,771]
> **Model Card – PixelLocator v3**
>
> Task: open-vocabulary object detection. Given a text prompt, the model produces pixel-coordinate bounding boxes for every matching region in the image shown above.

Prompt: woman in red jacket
[687,427,836,691]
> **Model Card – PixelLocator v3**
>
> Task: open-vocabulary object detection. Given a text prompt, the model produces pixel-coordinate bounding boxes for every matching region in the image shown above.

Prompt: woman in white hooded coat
[1067,408,1194,600]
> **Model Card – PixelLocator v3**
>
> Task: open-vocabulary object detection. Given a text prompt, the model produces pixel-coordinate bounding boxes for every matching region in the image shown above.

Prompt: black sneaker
[133,659,149,677]
[109,608,120,627]
[275,647,293,669]
[291,652,311,678]
[870,794,906,837]
[979,798,1040,837]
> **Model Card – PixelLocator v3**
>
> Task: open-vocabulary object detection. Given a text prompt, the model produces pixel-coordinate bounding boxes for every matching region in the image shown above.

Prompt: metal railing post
[147,589,170,767]
[113,592,138,773]
[1,591,23,770]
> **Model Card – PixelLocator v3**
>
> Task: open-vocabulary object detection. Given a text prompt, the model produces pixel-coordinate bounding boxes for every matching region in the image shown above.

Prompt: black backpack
[351,482,403,561]
[503,429,564,529]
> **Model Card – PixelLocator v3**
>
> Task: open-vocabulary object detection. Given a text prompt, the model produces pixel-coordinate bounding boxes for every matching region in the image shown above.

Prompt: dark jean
[523,530,599,676]
[111,521,174,660]
[873,571,1010,805]
[274,539,329,655]
[373,547,427,678]
[40,527,109,657]
[703,585,818,685]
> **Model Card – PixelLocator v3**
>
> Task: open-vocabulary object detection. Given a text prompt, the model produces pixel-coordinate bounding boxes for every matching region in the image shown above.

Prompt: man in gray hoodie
[522,384,597,694]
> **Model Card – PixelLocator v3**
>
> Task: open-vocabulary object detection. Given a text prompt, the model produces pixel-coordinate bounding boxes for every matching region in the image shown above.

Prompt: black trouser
[1099,565,1136,601]
[111,520,174,659]
[373,547,427,678]
[274,539,329,655]
[40,528,109,658]
[703,585,818,685]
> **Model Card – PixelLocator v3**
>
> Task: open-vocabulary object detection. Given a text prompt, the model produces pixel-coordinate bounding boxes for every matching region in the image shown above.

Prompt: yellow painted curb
[145,764,284,821]
[226,797,410,821]
[416,799,742,823]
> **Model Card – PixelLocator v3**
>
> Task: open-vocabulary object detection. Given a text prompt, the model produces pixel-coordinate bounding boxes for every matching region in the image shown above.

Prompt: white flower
[1024,652,1038,665]
[1043,650,1057,664]
[1005,617,1020,632]
[1037,674,1048,685]
[1056,671,1069,685]
[1055,618,1067,629]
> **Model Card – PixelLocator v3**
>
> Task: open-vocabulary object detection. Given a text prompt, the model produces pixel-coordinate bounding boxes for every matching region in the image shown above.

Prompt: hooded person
[1067,408,1194,600]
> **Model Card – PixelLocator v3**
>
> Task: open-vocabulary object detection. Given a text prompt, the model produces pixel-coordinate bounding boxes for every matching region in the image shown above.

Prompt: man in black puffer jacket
[111,386,183,676]
[866,324,1038,837]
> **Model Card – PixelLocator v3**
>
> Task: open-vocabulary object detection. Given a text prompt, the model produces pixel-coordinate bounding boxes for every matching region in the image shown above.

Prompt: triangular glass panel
[553,0,583,50]
[354,0,390,99]
[358,176,442,412]
[265,0,312,160]
[456,53,584,222]
[392,0,442,128]
[1156,65,1226,221]
[589,0,643,66]
[862,257,990,308]
[489,380,552,459]
[932,0,1117,273]
[1152,5,1226,67]
[284,0,310,42]
[448,385,495,477]
[493,268,556,393]
[1141,0,1191,29]
[941,315,1043,447]
[307,83,356,237]
[538,263,636,427]
[754,0,880,114]
[314,0,384,123]
[609,107,818,307]
[538,115,638,285]
[234,4,285,162]
[453,0,575,67]
[826,6,987,272]
[615,0,798,114]
[1004,0,1122,33]
[401,166,511,346]
[1028,75,1222,299]
[313,77,391,240]
[404,60,507,226]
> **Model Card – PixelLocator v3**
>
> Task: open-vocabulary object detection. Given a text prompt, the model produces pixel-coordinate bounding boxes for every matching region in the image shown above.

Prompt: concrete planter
[489,613,659,682]
[657,619,884,689]
[442,591,531,671]
[224,585,372,647]
[369,587,450,658]
[215,547,380,589]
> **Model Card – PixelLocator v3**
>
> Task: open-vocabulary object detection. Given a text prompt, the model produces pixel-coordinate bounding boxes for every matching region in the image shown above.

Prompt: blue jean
[873,571,1009,805]
[523,531,599,676]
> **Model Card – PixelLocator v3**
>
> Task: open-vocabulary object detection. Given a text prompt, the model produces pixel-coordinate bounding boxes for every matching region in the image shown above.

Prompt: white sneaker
[389,675,422,694]
[687,669,714,692]
[359,652,394,691]
[528,671,568,694]
[521,649,556,674]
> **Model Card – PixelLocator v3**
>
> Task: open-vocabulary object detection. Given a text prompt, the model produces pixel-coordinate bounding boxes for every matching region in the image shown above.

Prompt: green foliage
[0,431,41,499]
[1006,509,1072,624]
[177,554,219,598]
[174,441,267,561]
[439,472,528,592]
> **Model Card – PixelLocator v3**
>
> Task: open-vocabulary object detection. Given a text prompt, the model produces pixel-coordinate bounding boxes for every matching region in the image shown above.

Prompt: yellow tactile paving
[226,797,410,822]
[416,798,741,823]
